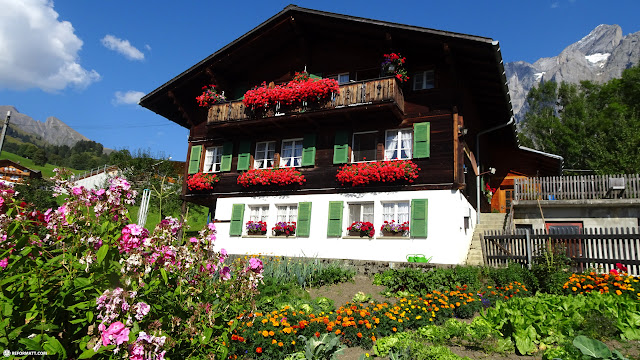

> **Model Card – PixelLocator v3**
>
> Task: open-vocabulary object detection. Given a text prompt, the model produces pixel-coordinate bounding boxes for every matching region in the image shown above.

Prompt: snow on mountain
[505,24,640,120]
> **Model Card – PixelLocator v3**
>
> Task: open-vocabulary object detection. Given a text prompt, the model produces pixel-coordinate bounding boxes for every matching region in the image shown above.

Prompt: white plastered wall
[212,189,476,264]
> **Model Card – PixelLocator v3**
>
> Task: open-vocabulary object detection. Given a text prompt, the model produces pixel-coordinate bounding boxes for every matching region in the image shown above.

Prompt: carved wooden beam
[168,90,195,128]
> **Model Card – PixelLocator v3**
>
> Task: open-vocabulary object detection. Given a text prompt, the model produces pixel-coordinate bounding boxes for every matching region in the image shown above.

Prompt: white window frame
[203,146,223,173]
[276,204,298,223]
[254,141,276,169]
[348,202,374,224]
[248,205,269,223]
[328,72,350,84]
[280,138,304,168]
[351,131,378,163]
[412,70,435,91]
[384,128,413,160]
[382,201,410,224]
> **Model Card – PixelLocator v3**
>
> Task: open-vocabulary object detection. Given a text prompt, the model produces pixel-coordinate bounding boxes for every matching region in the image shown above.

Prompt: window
[413,70,434,90]
[384,129,412,160]
[249,205,269,223]
[254,141,275,169]
[352,131,377,162]
[277,204,298,223]
[383,201,410,223]
[349,203,374,224]
[328,73,350,84]
[203,146,223,173]
[280,139,303,167]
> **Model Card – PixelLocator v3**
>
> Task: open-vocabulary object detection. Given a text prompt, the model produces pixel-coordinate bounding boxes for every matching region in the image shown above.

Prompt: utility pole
[0,110,10,155]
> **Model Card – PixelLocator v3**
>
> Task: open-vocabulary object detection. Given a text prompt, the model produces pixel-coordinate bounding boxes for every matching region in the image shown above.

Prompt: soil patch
[307,275,390,308]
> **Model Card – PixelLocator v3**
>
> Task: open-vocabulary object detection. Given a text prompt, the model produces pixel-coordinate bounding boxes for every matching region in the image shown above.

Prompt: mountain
[0,105,90,147]
[505,24,640,120]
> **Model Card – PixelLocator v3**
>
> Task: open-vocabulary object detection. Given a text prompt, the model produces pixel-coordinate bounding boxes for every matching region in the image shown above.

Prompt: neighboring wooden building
[140,6,559,263]
[0,159,41,184]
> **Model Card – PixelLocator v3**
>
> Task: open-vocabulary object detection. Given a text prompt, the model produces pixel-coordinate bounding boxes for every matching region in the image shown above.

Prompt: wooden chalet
[140,5,560,263]
[0,159,41,184]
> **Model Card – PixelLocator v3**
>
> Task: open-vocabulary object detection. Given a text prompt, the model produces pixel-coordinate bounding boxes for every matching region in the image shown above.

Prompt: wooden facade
[0,159,41,184]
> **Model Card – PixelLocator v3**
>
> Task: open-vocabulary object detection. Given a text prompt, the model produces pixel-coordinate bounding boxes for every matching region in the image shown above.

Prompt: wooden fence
[482,227,640,275]
[207,76,404,123]
[514,174,640,201]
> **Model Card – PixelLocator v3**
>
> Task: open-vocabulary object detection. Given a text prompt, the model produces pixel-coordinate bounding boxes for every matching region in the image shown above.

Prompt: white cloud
[0,0,100,91]
[101,35,144,61]
[113,90,145,105]
[551,1,560,8]
[145,44,152,51]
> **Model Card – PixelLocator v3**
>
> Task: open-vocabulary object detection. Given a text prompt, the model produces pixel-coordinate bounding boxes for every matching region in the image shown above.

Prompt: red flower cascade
[237,168,306,187]
[186,172,220,191]
[242,71,339,110]
[336,160,419,186]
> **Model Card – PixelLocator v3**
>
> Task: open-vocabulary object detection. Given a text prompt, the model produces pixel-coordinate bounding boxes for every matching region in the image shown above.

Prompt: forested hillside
[518,64,640,174]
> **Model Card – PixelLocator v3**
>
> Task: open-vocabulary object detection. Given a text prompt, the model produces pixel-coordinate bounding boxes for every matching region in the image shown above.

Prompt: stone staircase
[465,213,507,266]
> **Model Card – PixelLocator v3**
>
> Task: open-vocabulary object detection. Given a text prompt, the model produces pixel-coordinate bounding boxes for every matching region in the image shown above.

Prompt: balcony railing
[207,77,404,123]
[514,174,640,201]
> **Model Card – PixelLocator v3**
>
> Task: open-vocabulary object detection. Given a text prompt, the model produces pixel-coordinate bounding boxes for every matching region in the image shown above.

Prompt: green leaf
[73,277,91,288]
[43,335,66,359]
[96,244,108,265]
[78,349,97,359]
[514,331,536,355]
[573,335,612,358]
[18,337,43,351]
[160,268,168,285]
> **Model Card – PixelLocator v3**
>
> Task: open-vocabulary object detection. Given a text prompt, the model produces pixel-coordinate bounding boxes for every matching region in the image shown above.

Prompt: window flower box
[347,221,375,238]
[246,221,267,236]
[380,220,409,237]
[272,221,296,237]
[237,168,306,187]
[336,160,419,186]
[186,172,220,191]
[242,71,339,113]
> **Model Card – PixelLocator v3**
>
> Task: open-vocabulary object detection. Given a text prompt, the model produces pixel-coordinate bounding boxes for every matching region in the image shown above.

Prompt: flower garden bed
[2,172,639,360]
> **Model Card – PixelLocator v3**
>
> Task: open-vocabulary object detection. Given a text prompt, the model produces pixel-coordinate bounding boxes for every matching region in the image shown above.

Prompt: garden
[1,171,639,359]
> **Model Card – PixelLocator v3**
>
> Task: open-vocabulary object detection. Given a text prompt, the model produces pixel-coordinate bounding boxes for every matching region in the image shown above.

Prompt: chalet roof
[140,5,514,130]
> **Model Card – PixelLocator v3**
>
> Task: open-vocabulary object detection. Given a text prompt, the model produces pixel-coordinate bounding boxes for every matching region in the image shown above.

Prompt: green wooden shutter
[297,202,312,237]
[327,201,344,237]
[301,134,317,166]
[237,140,251,171]
[410,199,428,238]
[413,122,430,159]
[220,142,233,172]
[188,145,202,174]
[229,204,245,236]
[333,131,349,164]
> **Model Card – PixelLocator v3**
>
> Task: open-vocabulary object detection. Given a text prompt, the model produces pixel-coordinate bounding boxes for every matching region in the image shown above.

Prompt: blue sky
[1,0,638,161]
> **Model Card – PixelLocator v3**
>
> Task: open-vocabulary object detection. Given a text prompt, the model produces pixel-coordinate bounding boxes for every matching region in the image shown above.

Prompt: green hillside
[0,151,79,178]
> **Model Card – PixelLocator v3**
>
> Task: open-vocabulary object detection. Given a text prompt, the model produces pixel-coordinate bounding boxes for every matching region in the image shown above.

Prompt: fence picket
[483,226,640,275]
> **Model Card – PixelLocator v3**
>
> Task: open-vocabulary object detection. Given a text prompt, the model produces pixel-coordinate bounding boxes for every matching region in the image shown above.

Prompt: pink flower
[189,237,198,244]
[248,257,263,273]
[101,321,130,346]
[134,302,150,321]
[220,266,231,281]
[0,258,8,269]
[72,187,83,196]
[220,248,227,257]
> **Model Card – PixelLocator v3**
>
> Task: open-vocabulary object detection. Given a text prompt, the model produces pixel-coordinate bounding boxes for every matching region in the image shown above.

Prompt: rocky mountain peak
[564,24,622,55]
[505,24,639,120]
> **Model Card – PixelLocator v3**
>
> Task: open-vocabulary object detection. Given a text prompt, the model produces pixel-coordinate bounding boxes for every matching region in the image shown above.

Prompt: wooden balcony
[514,174,640,201]
[207,77,404,123]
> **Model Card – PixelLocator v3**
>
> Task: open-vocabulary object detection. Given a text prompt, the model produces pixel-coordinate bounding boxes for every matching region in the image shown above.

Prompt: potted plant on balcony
[380,220,409,237]
[272,221,296,237]
[336,160,419,187]
[196,84,226,107]
[246,221,267,236]
[186,172,220,191]
[381,53,409,82]
[347,221,375,238]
